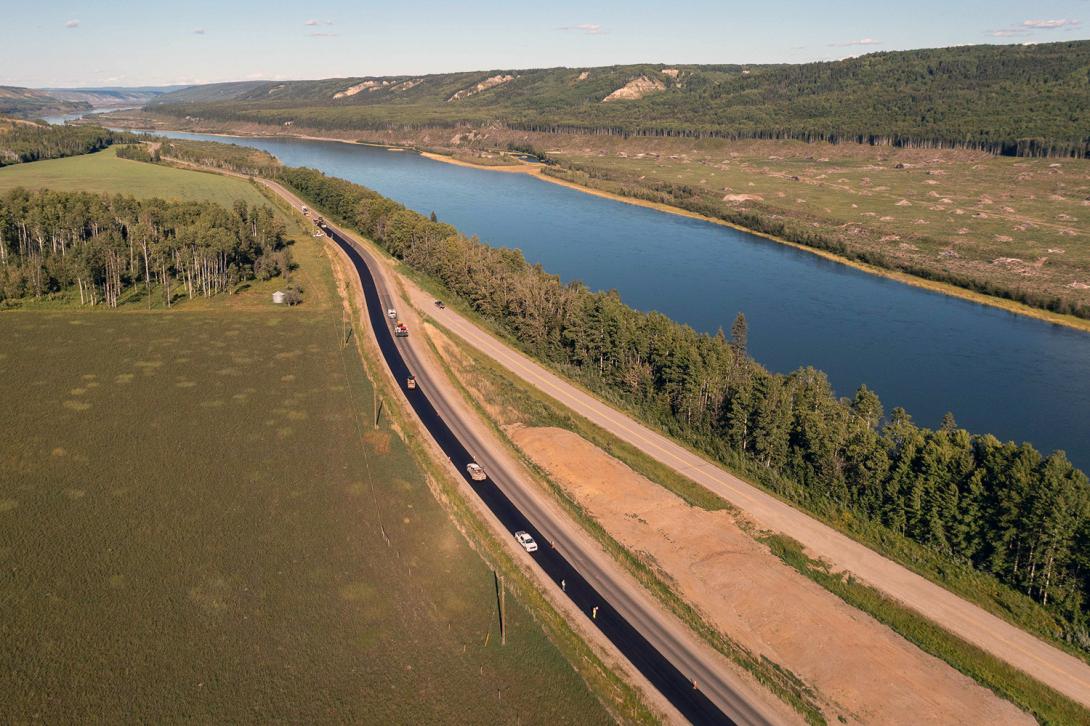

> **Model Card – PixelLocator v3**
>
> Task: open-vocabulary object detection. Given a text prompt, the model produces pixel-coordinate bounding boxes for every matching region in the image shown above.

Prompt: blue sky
[3,0,1088,87]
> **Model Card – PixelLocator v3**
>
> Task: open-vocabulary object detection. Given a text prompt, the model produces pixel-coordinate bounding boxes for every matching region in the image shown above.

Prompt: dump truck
[406,375,416,390]
[394,321,409,337]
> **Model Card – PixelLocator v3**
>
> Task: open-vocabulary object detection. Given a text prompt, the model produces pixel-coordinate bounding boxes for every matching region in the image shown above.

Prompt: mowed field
[0,146,271,205]
[0,153,608,722]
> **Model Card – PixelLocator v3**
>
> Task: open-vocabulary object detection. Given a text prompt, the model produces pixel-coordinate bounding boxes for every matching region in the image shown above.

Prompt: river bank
[94,111,1090,333]
[419,148,1090,335]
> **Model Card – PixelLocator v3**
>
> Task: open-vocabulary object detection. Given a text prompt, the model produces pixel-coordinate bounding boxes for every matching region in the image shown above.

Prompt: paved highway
[311,214,783,725]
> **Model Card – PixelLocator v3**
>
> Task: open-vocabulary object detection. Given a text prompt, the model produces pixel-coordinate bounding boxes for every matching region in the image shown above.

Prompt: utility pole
[500,578,507,646]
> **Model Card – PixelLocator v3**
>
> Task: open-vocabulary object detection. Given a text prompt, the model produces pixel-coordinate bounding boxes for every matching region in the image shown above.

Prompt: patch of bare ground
[602,75,666,102]
[448,74,515,102]
[509,425,1035,726]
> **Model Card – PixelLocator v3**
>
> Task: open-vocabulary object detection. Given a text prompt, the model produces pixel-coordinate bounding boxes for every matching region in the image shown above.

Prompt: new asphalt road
[313,213,781,725]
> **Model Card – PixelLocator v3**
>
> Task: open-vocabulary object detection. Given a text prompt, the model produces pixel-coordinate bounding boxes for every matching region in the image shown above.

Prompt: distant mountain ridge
[147,41,1090,157]
[0,85,192,119]
[0,86,90,119]
[42,85,191,109]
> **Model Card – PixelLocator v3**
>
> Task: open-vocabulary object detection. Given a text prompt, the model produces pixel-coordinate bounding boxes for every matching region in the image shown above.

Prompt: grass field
[0,311,607,722]
[0,146,271,206]
[0,154,612,722]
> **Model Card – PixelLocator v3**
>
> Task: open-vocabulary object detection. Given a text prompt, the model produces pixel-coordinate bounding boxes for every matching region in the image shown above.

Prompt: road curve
[301,206,781,725]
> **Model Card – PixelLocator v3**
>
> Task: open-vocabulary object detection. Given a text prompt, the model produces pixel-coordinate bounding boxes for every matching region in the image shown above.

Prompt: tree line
[279,165,1090,642]
[149,40,1090,158]
[0,122,138,166]
[0,188,292,306]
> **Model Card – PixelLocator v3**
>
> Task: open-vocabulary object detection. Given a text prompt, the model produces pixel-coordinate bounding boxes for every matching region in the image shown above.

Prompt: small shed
[272,290,286,305]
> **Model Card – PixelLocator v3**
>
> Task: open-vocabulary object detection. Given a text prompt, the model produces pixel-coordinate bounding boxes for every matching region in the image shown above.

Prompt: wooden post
[493,569,507,646]
[499,574,507,646]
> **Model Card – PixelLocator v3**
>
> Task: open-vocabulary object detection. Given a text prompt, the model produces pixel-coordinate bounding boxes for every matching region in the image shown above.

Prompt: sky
[3,0,1088,88]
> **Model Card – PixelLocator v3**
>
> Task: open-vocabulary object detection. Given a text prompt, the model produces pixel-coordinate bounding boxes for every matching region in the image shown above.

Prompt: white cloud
[829,37,881,47]
[1022,19,1080,29]
[985,28,1030,37]
[305,19,333,26]
[308,32,338,38]
[558,23,605,35]
[65,19,79,28]
[192,28,206,35]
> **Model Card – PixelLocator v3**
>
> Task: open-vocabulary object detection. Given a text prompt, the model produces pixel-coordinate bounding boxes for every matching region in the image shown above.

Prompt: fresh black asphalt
[324,225,733,725]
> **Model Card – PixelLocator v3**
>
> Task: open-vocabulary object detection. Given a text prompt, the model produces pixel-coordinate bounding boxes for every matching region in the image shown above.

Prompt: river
[145,131,1090,470]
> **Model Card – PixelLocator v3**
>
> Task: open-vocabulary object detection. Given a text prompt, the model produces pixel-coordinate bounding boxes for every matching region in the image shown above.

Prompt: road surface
[382,227,1090,708]
[289,196,786,724]
[261,174,1090,715]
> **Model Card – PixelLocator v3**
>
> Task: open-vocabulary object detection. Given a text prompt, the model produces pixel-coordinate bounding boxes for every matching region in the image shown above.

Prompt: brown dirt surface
[509,425,1035,726]
[361,429,391,455]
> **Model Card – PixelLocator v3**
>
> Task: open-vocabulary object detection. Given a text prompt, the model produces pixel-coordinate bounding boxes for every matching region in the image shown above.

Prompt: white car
[515,531,538,553]
[466,462,487,481]
[387,308,397,319]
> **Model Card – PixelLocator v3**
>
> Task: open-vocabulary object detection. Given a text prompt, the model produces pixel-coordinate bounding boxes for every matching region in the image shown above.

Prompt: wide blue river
[152,132,1090,470]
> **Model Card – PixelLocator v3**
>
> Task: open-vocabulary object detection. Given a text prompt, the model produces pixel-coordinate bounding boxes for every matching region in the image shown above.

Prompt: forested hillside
[0,120,135,166]
[279,165,1090,645]
[0,86,89,119]
[150,41,1090,157]
[0,189,292,306]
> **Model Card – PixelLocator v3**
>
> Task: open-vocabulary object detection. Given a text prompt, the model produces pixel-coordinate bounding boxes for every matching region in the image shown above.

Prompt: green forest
[278,165,1090,647]
[0,188,292,306]
[154,139,282,176]
[0,121,135,166]
[149,41,1090,157]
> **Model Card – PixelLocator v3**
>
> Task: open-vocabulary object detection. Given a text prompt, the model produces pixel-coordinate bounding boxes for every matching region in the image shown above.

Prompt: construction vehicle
[394,321,409,337]
[466,462,487,481]
[406,375,416,390]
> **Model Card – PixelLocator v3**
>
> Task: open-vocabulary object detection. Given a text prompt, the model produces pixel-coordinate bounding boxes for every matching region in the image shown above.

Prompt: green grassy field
[0,153,611,722]
[0,146,271,206]
[0,311,607,722]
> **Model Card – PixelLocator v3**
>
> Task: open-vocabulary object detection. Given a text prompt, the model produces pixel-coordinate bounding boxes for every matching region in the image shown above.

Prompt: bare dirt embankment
[507,426,1032,725]
[421,313,1033,724]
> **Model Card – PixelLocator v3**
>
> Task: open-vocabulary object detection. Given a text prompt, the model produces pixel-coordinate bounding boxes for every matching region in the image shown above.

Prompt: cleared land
[0,146,271,205]
[511,426,1034,725]
[0,154,609,722]
[423,321,1037,723]
[540,135,1090,316]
